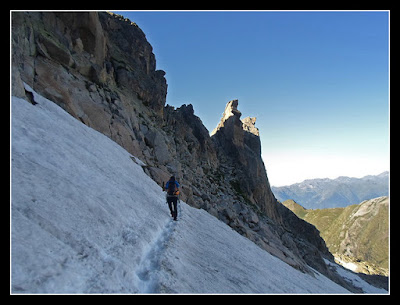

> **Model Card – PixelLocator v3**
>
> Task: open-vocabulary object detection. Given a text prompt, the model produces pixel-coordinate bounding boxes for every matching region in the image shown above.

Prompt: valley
[281,197,389,277]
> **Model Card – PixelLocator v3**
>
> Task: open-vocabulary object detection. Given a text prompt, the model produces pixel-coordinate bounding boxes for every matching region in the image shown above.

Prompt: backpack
[167,181,177,196]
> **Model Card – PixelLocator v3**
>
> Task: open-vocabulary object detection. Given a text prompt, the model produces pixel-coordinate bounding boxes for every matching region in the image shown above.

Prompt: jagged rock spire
[242,117,259,137]
[211,99,259,138]
[211,99,241,136]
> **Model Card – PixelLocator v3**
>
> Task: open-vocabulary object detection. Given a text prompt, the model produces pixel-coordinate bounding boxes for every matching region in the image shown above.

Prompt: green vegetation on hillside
[282,197,389,276]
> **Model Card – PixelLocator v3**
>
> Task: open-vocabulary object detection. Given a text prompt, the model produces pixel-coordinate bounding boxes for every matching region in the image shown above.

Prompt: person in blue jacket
[165,176,180,221]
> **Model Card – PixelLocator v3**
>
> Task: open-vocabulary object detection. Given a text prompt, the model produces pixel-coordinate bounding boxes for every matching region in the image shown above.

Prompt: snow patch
[336,258,358,272]
[324,259,387,294]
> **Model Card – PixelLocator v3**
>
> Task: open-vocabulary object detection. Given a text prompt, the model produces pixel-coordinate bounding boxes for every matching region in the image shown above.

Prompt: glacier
[11,85,385,294]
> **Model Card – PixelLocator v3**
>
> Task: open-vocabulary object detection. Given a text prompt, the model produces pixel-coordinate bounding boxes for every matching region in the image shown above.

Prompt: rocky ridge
[12,11,364,291]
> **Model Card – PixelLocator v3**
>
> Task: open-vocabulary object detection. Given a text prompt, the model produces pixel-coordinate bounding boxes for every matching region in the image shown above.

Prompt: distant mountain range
[272,172,389,209]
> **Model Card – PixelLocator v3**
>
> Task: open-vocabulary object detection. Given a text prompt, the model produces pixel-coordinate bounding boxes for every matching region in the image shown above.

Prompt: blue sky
[115,11,389,186]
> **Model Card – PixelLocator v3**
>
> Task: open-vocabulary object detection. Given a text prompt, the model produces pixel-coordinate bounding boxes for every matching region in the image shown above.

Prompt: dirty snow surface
[12,86,359,294]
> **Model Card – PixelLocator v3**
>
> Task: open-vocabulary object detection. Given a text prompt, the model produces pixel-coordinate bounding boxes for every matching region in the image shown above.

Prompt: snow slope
[11,86,382,294]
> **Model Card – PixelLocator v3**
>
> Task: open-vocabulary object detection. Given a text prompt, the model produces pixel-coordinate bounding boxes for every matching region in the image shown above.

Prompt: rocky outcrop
[12,12,360,291]
[211,99,280,223]
[12,12,167,161]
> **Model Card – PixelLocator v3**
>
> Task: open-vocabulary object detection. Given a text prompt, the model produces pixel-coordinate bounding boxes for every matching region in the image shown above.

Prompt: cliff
[211,99,279,222]
[12,11,357,290]
[12,12,167,160]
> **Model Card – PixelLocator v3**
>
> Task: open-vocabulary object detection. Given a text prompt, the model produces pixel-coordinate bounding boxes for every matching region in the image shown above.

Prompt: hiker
[165,176,180,221]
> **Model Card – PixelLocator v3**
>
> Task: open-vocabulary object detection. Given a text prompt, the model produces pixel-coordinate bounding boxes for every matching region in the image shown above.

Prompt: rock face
[211,99,280,223]
[12,12,359,291]
[12,12,167,161]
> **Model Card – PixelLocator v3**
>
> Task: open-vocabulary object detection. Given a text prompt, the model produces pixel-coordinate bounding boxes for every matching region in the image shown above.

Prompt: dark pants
[167,196,178,220]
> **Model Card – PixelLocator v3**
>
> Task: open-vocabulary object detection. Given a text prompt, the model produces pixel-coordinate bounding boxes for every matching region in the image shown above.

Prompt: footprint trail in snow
[135,219,177,293]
